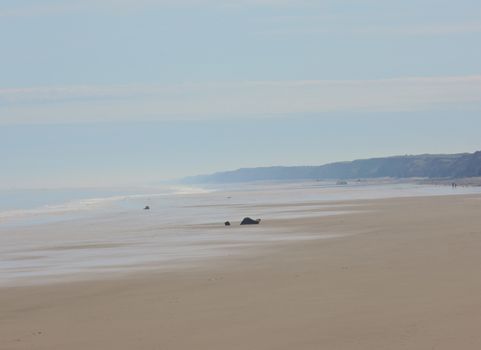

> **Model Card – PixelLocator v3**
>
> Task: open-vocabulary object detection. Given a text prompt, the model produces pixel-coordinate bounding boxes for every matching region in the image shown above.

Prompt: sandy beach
[2,193,481,349]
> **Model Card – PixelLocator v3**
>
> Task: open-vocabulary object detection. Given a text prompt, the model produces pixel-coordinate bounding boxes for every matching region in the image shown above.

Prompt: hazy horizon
[2,0,481,188]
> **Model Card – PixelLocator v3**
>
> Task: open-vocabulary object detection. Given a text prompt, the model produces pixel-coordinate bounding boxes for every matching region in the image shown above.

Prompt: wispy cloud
[4,1,479,39]
[1,75,480,124]
[259,17,481,37]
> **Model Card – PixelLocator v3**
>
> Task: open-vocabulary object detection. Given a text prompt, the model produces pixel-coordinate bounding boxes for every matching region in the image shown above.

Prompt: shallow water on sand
[1,181,480,286]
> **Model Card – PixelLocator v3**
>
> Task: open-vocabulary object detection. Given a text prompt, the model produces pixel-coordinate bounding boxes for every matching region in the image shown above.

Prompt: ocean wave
[0,185,214,224]
[169,186,215,195]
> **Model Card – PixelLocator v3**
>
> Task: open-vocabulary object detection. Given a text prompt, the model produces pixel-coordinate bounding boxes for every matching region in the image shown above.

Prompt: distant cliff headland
[184,151,481,184]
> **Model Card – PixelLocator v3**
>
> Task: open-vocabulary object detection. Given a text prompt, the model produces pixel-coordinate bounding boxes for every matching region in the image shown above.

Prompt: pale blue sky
[1,0,481,188]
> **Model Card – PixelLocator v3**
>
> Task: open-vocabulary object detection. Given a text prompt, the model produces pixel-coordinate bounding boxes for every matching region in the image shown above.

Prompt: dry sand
[2,194,481,349]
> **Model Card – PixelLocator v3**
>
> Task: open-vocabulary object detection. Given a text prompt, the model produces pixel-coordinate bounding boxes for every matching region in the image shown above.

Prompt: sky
[1,0,481,188]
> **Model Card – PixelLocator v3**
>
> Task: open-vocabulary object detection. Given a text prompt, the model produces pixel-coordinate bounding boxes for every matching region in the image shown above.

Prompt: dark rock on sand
[240,217,261,225]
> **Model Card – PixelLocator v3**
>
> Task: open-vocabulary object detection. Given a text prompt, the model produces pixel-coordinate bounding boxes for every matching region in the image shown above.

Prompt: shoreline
[2,191,481,288]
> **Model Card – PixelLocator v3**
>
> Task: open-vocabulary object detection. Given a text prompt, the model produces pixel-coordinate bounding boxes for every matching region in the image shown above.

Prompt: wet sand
[2,194,481,349]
